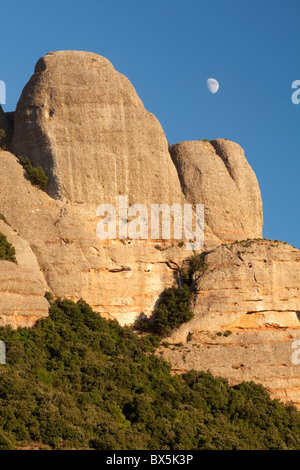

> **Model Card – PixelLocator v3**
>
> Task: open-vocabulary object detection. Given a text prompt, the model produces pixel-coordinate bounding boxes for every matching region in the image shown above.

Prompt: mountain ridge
[0,50,299,407]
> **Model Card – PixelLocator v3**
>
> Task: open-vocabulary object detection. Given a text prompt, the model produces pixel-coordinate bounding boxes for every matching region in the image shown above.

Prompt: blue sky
[1,0,299,248]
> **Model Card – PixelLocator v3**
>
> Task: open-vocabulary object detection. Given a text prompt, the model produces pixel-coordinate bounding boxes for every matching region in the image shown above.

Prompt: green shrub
[18,156,49,191]
[151,285,193,336]
[224,330,232,337]
[180,253,208,286]
[135,284,193,337]
[0,429,14,450]
[44,291,54,303]
[0,232,17,263]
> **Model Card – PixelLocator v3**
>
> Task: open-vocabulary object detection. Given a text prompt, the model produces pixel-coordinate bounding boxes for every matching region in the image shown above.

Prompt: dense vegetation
[18,156,49,191]
[136,285,193,337]
[0,129,6,147]
[135,253,207,336]
[0,232,17,263]
[0,298,299,450]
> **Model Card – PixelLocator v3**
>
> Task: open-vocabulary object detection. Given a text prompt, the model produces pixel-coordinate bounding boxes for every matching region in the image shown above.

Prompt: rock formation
[1,50,299,406]
[171,239,300,336]
[160,240,300,406]
[0,50,263,327]
[11,51,183,210]
[169,139,263,243]
[0,149,184,326]
[0,219,49,328]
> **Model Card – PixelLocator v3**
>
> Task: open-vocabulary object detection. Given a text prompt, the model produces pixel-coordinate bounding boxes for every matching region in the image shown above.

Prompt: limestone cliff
[11,51,183,209]
[0,50,263,327]
[160,240,300,406]
[169,139,263,243]
[0,150,185,326]
[0,219,49,328]
[1,50,299,407]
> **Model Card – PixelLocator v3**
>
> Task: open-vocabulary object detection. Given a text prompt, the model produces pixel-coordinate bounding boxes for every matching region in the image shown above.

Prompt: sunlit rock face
[161,240,300,407]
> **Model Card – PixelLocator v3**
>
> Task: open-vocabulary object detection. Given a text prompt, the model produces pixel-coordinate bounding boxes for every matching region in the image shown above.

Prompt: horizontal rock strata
[161,240,300,406]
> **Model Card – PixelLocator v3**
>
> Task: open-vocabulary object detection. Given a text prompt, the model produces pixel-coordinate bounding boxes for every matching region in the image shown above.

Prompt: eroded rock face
[11,51,263,248]
[0,220,49,328]
[3,50,194,326]
[159,329,300,407]
[183,240,300,335]
[0,56,264,323]
[0,150,188,327]
[1,51,300,407]
[167,239,300,339]
[11,50,183,211]
[169,139,263,244]
[2,50,264,328]
[161,240,300,406]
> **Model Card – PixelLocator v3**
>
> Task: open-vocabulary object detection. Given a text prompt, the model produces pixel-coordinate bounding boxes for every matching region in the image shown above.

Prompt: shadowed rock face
[169,139,263,244]
[0,105,13,149]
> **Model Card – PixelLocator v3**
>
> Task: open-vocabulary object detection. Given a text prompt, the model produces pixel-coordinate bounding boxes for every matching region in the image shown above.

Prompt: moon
[207,78,219,94]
